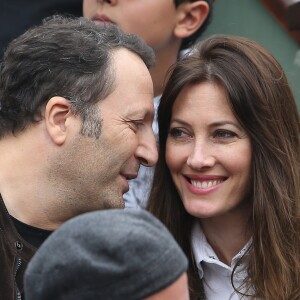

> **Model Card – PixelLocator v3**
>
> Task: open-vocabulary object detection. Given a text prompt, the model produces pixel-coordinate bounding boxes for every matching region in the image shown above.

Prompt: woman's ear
[44,96,74,145]
[174,1,210,39]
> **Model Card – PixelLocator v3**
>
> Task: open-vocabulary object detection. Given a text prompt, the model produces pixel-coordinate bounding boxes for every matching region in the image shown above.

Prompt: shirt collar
[191,221,252,278]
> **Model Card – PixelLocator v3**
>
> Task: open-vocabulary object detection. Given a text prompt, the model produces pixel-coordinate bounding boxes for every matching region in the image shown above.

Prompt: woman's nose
[186,142,216,170]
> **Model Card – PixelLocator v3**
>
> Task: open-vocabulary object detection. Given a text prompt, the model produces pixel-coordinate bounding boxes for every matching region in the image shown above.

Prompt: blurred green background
[200,0,300,110]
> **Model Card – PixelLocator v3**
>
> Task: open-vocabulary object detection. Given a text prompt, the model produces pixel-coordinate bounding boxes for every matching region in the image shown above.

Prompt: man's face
[50,49,157,216]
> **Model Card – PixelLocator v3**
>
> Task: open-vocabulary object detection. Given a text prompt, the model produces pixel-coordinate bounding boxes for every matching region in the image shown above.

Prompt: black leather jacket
[0,196,36,300]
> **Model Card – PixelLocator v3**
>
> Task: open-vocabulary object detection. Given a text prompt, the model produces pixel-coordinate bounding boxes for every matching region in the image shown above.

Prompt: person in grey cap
[24,209,189,300]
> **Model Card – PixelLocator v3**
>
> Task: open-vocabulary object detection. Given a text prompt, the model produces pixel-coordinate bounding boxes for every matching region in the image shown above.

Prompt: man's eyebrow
[127,108,154,120]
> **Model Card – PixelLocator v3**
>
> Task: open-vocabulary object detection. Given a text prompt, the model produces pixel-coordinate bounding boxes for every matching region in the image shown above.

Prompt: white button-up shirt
[191,222,254,300]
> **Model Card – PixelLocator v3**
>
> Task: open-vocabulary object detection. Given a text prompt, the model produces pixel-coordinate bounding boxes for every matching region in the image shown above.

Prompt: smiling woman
[166,81,252,223]
[147,35,300,300]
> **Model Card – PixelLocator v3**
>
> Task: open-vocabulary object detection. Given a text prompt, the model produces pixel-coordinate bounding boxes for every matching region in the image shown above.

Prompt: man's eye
[127,119,144,132]
[131,120,144,127]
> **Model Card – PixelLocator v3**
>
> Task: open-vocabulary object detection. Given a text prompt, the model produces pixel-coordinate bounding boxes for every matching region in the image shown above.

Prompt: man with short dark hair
[0,16,157,300]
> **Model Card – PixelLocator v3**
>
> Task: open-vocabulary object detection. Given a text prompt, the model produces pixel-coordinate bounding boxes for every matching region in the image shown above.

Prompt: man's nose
[136,130,158,167]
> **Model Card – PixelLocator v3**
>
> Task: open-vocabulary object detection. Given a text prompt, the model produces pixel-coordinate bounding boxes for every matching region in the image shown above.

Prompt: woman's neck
[200,204,252,266]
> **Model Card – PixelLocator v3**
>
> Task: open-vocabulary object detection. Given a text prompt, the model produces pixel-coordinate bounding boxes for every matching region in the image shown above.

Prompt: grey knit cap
[24,209,188,300]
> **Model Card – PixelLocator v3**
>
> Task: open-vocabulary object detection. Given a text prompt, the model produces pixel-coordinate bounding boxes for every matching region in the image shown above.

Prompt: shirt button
[15,241,23,251]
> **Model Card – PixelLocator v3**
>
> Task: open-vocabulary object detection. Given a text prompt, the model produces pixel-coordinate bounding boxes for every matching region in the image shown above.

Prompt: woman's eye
[169,128,189,138]
[213,130,237,139]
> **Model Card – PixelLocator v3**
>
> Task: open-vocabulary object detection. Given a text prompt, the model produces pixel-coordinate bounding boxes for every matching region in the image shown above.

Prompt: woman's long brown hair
[148,35,300,300]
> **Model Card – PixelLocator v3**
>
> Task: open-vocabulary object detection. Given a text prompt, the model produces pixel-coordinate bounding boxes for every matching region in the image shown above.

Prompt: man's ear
[174,1,210,39]
[44,96,74,145]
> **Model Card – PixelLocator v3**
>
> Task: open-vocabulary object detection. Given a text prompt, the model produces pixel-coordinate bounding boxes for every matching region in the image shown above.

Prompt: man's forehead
[111,48,149,74]
[111,49,153,94]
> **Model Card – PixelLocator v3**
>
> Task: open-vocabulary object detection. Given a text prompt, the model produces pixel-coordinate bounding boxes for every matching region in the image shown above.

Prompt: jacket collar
[0,194,36,261]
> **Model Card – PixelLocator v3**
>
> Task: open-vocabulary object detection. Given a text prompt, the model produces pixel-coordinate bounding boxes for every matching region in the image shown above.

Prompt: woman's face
[166,81,252,220]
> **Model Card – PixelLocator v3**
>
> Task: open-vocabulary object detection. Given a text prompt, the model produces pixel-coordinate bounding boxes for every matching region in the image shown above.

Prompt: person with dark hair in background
[0,16,157,300]
[0,0,83,57]
[148,35,300,299]
[83,0,214,209]
[24,209,189,300]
